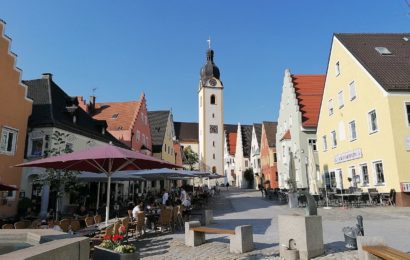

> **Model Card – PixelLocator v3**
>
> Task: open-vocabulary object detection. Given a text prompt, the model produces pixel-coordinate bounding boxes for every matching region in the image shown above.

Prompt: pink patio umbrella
[15,144,179,224]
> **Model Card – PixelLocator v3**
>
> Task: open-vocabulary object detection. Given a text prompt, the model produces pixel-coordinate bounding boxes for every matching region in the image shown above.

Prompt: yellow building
[317,34,410,206]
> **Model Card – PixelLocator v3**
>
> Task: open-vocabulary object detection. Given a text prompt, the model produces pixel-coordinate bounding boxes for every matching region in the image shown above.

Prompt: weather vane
[207,36,211,49]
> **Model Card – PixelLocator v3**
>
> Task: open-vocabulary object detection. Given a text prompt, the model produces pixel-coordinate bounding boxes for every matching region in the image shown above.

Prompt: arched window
[212,166,217,173]
[210,95,216,104]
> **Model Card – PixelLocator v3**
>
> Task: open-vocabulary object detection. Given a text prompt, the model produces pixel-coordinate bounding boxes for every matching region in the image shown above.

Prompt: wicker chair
[135,212,146,237]
[112,220,122,235]
[30,219,42,229]
[157,208,172,232]
[14,221,27,229]
[94,215,102,224]
[59,219,71,232]
[2,223,14,229]
[85,216,95,227]
[70,220,81,232]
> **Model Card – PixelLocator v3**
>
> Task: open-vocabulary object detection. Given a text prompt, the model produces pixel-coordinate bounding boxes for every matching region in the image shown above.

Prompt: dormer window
[112,113,119,119]
[375,47,392,55]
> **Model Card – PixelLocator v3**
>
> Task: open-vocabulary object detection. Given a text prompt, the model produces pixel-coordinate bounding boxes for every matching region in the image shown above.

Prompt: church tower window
[210,95,216,104]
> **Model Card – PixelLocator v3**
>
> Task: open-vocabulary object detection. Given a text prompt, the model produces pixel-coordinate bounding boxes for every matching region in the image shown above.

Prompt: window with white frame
[349,120,357,141]
[349,81,356,100]
[338,91,344,108]
[331,131,337,148]
[335,61,340,76]
[308,139,317,151]
[136,130,140,142]
[360,163,369,185]
[328,99,334,115]
[0,127,18,155]
[322,135,328,151]
[405,102,410,126]
[373,161,385,185]
[30,138,44,157]
[368,110,378,133]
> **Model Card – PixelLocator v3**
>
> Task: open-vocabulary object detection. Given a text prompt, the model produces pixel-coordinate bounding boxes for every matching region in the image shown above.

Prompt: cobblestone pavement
[134,188,410,259]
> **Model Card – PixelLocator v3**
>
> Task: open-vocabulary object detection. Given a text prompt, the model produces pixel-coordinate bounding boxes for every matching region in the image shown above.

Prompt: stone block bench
[185,221,254,254]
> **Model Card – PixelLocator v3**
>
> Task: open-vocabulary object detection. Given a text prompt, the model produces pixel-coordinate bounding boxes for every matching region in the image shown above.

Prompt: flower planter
[94,246,139,260]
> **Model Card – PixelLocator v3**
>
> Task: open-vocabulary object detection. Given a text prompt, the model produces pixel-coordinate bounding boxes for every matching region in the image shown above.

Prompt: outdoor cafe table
[74,217,124,237]
[335,193,364,206]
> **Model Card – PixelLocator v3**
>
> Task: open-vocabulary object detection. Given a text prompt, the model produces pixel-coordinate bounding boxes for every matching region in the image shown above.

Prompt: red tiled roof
[228,132,237,156]
[93,101,141,131]
[292,75,326,128]
[280,130,291,141]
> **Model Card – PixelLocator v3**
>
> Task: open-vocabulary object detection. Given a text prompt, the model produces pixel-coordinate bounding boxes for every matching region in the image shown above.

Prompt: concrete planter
[94,246,139,260]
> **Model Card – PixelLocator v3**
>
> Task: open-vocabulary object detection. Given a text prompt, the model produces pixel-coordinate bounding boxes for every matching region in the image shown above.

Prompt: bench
[185,221,254,254]
[362,245,410,260]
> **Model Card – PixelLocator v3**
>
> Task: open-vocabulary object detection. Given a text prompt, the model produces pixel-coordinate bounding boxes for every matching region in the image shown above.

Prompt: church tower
[198,44,224,176]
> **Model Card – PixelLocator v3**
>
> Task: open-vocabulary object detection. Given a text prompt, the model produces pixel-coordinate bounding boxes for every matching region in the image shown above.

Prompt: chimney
[88,96,96,114]
[42,73,53,80]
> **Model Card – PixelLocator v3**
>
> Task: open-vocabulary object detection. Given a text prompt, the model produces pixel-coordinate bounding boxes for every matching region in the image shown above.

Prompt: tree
[183,146,199,170]
[33,130,80,220]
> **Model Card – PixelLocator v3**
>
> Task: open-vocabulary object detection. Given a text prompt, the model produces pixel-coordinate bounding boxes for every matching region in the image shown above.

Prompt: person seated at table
[162,189,169,205]
[74,205,88,219]
[132,201,144,220]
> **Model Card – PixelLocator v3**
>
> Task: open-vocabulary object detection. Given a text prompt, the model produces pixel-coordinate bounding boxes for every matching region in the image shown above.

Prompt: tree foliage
[183,146,199,170]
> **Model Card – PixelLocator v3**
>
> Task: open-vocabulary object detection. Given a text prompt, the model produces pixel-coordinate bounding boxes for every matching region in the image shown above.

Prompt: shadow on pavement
[324,241,352,253]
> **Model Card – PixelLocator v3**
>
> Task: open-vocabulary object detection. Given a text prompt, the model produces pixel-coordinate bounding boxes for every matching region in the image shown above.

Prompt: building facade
[317,33,410,206]
[0,20,33,217]
[80,92,152,154]
[148,110,176,164]
[250,124,262,189]
[260,121,278,189]
[22,74,124,217]
[276,70,325,189]
[198,48,224,175]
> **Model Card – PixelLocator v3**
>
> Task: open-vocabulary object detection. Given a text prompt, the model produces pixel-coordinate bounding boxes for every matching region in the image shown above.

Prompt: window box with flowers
[94,233,139,260]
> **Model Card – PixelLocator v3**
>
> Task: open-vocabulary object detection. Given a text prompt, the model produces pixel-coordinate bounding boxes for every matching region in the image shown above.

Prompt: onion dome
[200,49,220,83]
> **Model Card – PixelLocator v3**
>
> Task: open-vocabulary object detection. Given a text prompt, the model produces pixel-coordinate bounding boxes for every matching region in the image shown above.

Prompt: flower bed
[94,232,138,260]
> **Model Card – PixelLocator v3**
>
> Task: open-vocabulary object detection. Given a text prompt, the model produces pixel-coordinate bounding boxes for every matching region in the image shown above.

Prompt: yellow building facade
[317,34,410,206]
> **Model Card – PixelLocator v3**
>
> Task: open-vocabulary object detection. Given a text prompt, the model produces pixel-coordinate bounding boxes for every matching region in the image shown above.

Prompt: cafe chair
[94,215,102,224]
[14,221,27,229]
[135,212,146,238]
[157,208,172,233]
[85,216,95,227]
[59,219,71,232]
[70,220,81,232]
[2,223,14,229]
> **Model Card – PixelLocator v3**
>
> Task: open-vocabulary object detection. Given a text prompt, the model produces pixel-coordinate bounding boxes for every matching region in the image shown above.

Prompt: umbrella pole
[96,182,100,214]
[105,174,112,225]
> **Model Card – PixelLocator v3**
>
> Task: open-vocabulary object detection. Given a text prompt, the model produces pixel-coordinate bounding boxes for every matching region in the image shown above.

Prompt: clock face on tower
[209,78,217,87]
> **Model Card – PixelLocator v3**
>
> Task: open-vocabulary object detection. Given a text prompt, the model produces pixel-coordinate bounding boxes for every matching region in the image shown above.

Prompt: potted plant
[94,229,139,260]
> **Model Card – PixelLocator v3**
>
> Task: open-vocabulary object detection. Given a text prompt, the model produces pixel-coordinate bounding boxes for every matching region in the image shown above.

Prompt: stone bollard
[229,225,254,254]
[185,221,205,247]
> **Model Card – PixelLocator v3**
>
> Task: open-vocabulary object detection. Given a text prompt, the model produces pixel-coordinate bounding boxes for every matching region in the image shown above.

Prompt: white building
[250,124,262,189]
[276,69,325,189]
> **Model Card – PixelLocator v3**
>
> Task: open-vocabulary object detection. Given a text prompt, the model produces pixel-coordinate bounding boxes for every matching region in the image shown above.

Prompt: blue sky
[1,1,409,124]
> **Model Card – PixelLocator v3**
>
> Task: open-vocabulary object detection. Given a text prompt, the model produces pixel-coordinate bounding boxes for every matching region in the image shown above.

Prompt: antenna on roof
[207,36,211,49]
[92,88,97,95]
